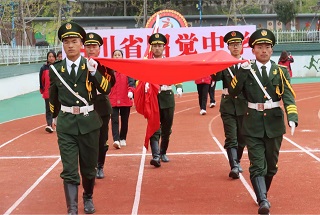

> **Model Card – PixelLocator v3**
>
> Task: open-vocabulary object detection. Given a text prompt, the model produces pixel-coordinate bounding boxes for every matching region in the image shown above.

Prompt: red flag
[134,81,160,149]
[94,50,246,85]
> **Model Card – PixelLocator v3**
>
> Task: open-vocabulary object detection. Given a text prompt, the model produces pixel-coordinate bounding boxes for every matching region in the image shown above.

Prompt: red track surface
[1,83,319,215]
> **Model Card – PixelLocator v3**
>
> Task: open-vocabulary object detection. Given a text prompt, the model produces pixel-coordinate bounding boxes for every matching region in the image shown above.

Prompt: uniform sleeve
[228,67,248,96]
[280,67,298,126]
[211,70,223,81]
[49,65,61,118]
[92,65,112,95]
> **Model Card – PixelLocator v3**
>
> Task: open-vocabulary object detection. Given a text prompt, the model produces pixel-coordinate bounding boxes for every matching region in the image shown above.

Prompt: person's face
[113,50,123,59]
[84,44,100,57]
[151,43,164,58]
[57,53,63,61]
[228,42,242,58]
[47,53,56,64]
[62,37,82,60]
[252,43,273,64]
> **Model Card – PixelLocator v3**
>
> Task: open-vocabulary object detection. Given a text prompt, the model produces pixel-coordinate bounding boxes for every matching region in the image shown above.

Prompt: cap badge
[155,33,159,38]
[66,23,72,30]
[89,34,94,39]
[261,30,267,36]
[231,31,236,37]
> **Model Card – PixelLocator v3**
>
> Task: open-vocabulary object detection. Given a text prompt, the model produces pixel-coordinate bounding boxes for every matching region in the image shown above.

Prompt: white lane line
[131,146,147,215]
[284,136,320,162]
[209,115,257,203]
[4,158,61,215]
[0,125,44,149]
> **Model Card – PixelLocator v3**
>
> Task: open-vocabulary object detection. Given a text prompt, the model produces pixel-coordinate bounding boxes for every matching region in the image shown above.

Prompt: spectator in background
[39,50,56,133]
[208,80,216,108]
[56,50,63,61]
[195,76,211,115]
[278,50,294,77]
[109,50,136,149]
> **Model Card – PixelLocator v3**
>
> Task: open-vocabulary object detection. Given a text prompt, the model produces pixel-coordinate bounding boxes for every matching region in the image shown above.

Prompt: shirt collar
[256,60,271,71]
[66,56,81,68]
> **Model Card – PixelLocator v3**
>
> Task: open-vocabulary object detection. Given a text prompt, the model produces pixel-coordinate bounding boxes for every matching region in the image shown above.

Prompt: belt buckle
[257,103,264,111]
[72,106,80,114]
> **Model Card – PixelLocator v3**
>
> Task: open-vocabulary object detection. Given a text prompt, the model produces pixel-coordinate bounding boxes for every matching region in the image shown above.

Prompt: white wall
[0,73,38,101]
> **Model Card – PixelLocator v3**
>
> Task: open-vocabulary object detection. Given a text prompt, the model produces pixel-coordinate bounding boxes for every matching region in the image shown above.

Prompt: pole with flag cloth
[135,14,161,149]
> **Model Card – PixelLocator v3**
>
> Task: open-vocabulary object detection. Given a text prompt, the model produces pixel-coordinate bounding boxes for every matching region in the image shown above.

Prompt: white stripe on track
[284,136,320,162]
[4,158,61,215]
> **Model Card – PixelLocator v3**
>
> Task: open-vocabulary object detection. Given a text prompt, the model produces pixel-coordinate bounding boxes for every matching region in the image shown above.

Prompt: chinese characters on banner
[81,25,256,59]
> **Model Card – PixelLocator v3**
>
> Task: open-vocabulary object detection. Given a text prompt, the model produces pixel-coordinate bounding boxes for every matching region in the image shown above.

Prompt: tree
[273,0,297,27]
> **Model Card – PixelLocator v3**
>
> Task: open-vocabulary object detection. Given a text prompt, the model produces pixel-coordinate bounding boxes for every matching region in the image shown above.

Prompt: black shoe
[160,154,170,162]
[229,167,240,179]
[96,168,104,179]
[150,157,161,167]
[83,194,95,214]
[258,200,270,214]
[238,164,243,173]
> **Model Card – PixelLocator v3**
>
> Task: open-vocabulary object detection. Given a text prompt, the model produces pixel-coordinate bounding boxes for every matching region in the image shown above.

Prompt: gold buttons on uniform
[234,96,237,98]
[264,87,267,89]
[75,92,78,95]
[76,101,79,104]
[74,84,77,87]
[264,113,267,116]
[264,96,266,98]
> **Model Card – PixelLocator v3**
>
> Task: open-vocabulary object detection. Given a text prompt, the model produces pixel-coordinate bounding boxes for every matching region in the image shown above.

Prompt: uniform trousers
[221,113,245,149]
[98,115,110,166]
[245,134,282,179]
[58,129,100,185]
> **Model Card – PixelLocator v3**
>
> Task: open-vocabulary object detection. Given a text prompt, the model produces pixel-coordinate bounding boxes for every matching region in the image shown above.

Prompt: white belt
[61,104,94,115]
[222,88,229,95]
[160,85,172,91]
[248,101,280,111]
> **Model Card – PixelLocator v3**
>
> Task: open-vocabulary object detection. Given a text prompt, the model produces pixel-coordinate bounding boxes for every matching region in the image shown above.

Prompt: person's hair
[57,50,62,56]
[279,50,289,62]
[112,49,123,58]
[47,50,57,61]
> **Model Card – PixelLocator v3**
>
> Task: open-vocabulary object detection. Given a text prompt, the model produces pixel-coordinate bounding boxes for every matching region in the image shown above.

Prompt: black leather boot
[265,175,273,192]
[251,177,270,215]
[226,148,240,179]
[82,177,95,214]
[160,140,170,162]
[96,164,104,179]
[150,140,161,167]
[237,146,245,173]
[63,182,78,215]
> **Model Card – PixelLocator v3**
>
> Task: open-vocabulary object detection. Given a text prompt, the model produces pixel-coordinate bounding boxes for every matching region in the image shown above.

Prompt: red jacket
[195,76,212,85]
[278,56,294,77]
[39,63,50,99]
[109,72,135,107]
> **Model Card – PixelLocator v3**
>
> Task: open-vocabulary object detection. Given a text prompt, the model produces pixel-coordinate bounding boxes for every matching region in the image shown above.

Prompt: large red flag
[95,50,246,85]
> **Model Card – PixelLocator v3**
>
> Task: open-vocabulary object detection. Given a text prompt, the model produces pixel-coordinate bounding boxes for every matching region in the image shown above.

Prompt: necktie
[261,65,268,85]
[70,63,76,81]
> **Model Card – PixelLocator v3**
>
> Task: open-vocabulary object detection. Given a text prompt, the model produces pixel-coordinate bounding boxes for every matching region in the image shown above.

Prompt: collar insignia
[61,66,65,73]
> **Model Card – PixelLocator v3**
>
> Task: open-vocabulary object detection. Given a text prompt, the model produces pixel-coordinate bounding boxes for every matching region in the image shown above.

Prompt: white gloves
[176,88,183,97]
[128,91,133,99]
[211,81,215,87]
[87,58,98,72]
[289,121,296,135]
[52,117,57,127]
[145,82,149,93]
[241,61,251,70]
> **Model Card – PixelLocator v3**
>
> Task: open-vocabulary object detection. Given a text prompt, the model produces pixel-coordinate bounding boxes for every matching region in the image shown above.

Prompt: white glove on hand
[128,91,133,99]
[176,88,183,97]
[241,60,251,70]
[87,58,98,72]
[289,121,296,136]
[145,82,149,93]
[211,81,215,87]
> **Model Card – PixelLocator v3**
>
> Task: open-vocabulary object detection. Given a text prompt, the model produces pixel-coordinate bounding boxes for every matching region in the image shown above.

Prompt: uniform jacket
[213,66,247,116]
[39,63,50,99]
[92,63,116,117]
[49,56,112,135]
[109,72,135,107]
[228,60,298,138]
[158,84,183,109]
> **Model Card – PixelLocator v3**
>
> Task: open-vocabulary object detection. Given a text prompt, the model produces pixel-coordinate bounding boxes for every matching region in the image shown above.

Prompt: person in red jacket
[195,76,212,115]
[109,49,136,149]
[39,50,56,133]
[278,50,294,77]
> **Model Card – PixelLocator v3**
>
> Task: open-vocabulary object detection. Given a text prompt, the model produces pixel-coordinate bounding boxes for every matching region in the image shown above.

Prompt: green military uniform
[84,32,116,179]
[228,29,298,214]
[148,33,184,167]
[49,22,112,214]
[213,31,248,179]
